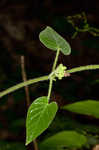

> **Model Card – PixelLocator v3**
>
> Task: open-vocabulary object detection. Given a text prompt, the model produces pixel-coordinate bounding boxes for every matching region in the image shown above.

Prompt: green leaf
[26,96,58,145]
[39,26,71,55]
[63,100,99,118]
[39,131,87,150]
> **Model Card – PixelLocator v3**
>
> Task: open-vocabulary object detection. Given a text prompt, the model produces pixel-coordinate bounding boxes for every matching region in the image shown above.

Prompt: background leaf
[39,26,71,55]
[26,96,58,145]
[39,131,87,150]
[63,100,99,118]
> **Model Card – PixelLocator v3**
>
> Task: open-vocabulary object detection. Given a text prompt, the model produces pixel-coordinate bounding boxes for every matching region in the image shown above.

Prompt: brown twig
[21,56,30,107]
[21,56,38,150]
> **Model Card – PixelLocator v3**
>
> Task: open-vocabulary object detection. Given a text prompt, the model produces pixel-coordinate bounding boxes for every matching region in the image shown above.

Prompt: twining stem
[66,65,99,74]
[47,48,60,101]
[0,64,99,99]
[0,75,49,98]
[21,56,38,150]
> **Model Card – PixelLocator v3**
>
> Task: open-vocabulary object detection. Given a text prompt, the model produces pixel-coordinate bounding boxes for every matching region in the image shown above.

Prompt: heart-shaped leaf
[63,100,99,118]
[39,131,87,150]
[39,26,71,55]
[26,96,58,145]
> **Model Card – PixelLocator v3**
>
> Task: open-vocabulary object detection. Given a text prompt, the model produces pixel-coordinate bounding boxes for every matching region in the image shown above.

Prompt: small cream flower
[55,64,67,80]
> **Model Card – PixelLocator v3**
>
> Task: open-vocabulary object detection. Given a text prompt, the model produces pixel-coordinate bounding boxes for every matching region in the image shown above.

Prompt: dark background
[0,0,99,149]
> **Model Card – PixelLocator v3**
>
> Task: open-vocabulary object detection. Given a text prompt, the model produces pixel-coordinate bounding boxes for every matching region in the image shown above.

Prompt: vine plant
[0,26,99,148]
[66,12,99,38]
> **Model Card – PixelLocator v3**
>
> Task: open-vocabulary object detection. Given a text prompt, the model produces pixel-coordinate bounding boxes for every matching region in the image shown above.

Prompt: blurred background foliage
[0,0,99,150]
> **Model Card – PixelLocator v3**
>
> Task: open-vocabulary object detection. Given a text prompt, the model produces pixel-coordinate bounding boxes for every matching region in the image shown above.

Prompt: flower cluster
[55,64,67,80]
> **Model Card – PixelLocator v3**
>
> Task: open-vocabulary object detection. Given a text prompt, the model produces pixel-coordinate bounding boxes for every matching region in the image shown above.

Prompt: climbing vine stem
[0,75,49,98]
[66,65,99,74]
[47,48,60,101]
[0,64,99,99]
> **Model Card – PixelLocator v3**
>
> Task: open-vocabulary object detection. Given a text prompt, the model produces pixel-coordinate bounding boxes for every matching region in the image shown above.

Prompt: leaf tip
[25,139,30,146]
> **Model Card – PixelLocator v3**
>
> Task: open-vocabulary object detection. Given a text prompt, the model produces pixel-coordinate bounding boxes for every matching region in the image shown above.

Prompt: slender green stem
[52,48,60,71]
[0,75,49,98]
[47,48,60,101]
[1,63,98,99]
[66,65,99,74]
[47,78,53,101]
[90,27,99,33]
